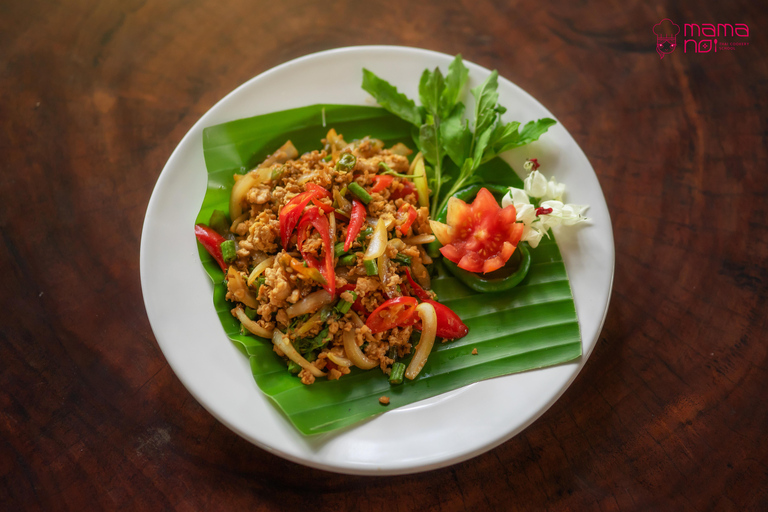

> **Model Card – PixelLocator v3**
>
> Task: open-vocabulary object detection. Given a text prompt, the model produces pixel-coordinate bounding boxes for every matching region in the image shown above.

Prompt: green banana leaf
[196,104,581,435]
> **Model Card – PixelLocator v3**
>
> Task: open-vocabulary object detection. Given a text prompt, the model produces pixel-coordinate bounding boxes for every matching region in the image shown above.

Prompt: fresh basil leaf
[518,117,556,143]
[361,68,422,127]
[419,67,446,117]
[486,118,556,158]
[418,115,440,166]
[440,103,471,167]
[470,70,501,138]
[441,54,469,117]
[472,121,495,165]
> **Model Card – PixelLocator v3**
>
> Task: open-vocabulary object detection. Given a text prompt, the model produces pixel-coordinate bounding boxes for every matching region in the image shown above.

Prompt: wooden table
[3,0,766,509]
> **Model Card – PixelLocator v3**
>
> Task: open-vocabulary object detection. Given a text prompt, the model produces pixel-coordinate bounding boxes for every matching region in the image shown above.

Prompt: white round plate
[140,46,614,475]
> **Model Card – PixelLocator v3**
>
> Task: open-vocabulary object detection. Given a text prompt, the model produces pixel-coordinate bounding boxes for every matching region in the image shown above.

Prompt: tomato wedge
[429,187,523,274]
[365,297,419,334]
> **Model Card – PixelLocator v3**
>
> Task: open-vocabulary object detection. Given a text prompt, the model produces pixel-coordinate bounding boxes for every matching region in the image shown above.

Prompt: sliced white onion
[327,351,352,368]
[328,211,336,245]
[412,156,430,208]
[417,245,433,265]
[390,142,412,156]
[364,218,387,260]
[229,211,250,233]
[363,219,387,260]
[272,329,326,378]
[408,152,423,174]
[286,289,334,318]
[411,260,431,289]
[403,234,435,245]
[378,252,392,297]
[229,168,270,220]
[388,238,406,251]
[405,302,437,380]
[261,140,298,166]
[228,266,259,309]
[348,311,376,343]
[234,306,273,338]
[342,329,378,370]
[247,256,275,286]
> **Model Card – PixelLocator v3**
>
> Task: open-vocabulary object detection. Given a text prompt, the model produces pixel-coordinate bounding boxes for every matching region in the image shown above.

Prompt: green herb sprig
[362,55,556,218]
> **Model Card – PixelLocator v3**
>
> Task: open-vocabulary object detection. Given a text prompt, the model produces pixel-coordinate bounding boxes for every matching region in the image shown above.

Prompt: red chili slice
[305,183,331,198]
[403,268,431,302]
[390,180,418,201]
[312,198,335,213]
[365,297,419,333]
[297,206,336,295]
[279,184,331,248]
[194,224,227,271]
[343,199,366,252]
[423,299,468,340]
[279,191,315,248]
[371,175,394,193]
[396,203,418,235]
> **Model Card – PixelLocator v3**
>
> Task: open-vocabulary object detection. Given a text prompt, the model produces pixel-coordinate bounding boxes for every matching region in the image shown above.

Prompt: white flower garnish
[502,160,589,249]
[544,176,566,202]
[523,170,548,198]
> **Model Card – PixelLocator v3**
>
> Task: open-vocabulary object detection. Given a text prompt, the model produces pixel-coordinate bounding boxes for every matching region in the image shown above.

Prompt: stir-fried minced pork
[222,130,437,383]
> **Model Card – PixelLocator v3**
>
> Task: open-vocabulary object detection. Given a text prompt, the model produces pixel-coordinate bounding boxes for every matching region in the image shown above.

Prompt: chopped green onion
[348,182,371,204]
[393,253,412,266]
[322,154,332,162]
[338,254,357,266]
[389,362,406,385]
[336,153,357,172]
[244,307,258,320]
[336,299,353,315]
[220,240,237,263]
[334,242,347,257]
[364,258,378,276]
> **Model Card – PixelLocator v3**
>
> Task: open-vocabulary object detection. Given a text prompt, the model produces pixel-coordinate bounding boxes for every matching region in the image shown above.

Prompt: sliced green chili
[335,153,357,172]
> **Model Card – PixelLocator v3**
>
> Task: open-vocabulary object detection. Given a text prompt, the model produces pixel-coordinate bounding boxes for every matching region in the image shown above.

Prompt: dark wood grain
[2,0,766,509]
